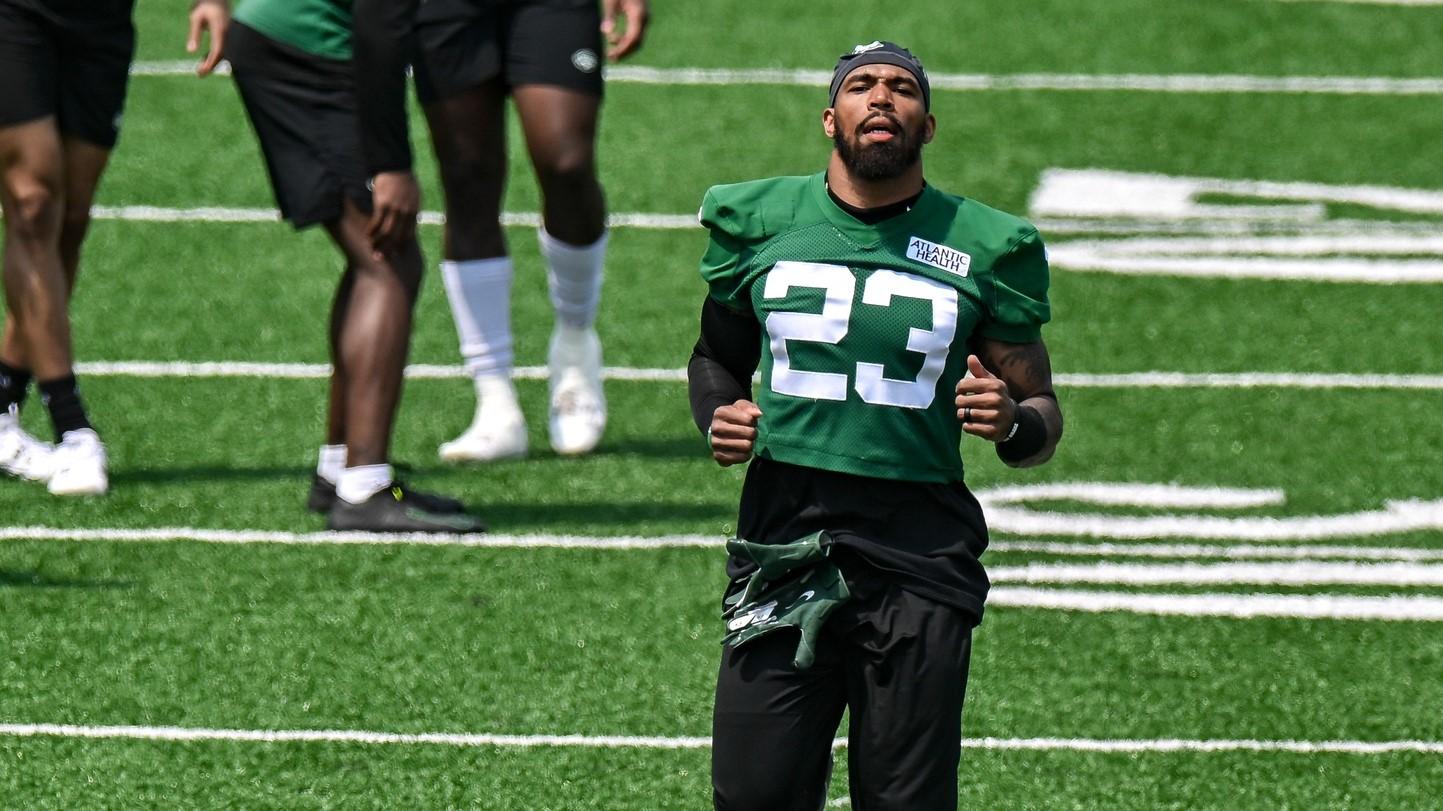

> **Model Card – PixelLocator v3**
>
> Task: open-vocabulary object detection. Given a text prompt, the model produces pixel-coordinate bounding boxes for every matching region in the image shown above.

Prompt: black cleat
[307,474,338,513]
[327,484,485,534]
[309,474,466,515]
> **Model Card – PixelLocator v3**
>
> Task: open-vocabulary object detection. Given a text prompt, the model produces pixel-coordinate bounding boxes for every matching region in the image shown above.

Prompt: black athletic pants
[712,580,976,811]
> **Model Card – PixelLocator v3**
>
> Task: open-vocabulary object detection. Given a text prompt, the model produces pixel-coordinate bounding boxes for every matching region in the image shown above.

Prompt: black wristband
[997,405,1047,464]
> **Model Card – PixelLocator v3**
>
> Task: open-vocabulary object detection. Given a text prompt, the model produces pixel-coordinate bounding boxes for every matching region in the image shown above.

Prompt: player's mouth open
[859,116,899,142]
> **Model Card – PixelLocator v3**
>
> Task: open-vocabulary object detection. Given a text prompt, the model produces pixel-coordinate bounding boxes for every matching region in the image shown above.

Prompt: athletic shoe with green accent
[307,475,466,515]
[327,484,485,533]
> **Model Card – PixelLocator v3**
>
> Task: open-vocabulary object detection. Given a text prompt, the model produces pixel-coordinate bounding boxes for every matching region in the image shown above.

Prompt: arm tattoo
[988,340,1053,400]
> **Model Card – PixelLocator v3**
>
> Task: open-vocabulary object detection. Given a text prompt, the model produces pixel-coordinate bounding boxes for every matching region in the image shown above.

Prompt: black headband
[828,41,931,111]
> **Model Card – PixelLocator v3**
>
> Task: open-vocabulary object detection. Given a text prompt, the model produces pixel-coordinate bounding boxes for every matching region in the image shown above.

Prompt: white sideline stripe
[1034,217,1443,237]
[1048,251,1443,283]
[990,588,1443,621]
[0,526,716,549]
[72,361,685,382]
[981,499,1443,541]
[978,482,1285,509]
[990,561,1443,587]
[128,62,1443,96]
[77,206,1443,241]
[63,362,1443,390]
[1280,0,1443,5]
[990,540,1443,563]
[86,205,693,230]
[8,526,1442,564]
[3,723,1441,755]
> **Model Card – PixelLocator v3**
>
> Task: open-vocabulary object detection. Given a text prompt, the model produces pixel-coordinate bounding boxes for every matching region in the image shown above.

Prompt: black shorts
[412,0,605,104]
[0,0,135,148]
[226,21,372,229]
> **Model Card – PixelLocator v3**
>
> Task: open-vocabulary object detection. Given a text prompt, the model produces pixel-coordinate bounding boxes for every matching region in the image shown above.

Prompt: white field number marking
[1030,169,1443,283]
[976,482,1443,541]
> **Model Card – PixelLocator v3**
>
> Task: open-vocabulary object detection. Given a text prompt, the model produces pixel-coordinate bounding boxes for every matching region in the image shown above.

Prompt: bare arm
[186,0,230,77]
[955,338,1064,468]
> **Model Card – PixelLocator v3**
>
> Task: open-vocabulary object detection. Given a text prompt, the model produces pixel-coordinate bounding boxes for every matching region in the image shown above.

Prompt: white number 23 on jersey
[763,261,958,409]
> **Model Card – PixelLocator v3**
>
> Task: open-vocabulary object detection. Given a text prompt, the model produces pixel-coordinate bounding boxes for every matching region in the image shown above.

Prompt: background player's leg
[422,81,527,463]
[0,118,105,494]
[1,118,69,383]
[56,135,111,290]
[0,121,50,480]
[309,267,357,509]
[322,199,421,474]
[513,85,607,456]
[319,199,480,533]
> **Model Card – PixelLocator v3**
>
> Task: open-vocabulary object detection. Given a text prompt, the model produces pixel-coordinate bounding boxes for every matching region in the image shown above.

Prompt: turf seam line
[128,62,1443,95]
[3,723,1441,754]
[64,362,1443,390]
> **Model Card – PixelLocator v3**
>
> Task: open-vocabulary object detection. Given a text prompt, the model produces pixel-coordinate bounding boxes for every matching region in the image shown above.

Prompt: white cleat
[547,326,606,456]
[439,378,529,463]
[47,428,108,496]
[0,407,55,483]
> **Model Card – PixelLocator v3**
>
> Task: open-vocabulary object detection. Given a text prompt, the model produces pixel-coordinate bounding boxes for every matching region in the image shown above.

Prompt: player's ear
[822,108,837,139]
[922,113,936,145]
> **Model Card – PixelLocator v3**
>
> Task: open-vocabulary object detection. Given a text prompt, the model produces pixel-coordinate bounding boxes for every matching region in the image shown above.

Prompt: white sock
[316,444,347,485]
[475,373,522,419]
[539,228,606,329]
[336,463,395,504]
[441,257,514,378]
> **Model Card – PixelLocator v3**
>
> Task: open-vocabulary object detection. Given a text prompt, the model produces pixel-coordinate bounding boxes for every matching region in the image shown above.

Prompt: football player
[689,42,1064,810]
[0,0,134,495]
[187,0,483,532]
[352,0,649,464]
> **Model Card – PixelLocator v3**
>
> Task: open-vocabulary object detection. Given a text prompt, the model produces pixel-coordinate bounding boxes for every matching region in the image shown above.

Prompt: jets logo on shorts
[571,49,600,74]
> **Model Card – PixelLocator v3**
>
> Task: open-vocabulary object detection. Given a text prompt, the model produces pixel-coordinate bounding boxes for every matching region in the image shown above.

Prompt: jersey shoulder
[698,175,819,246]
[928,188,1040,257]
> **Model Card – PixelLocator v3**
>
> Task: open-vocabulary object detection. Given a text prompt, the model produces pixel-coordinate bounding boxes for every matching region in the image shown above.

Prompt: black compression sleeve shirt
[687,297,761,434]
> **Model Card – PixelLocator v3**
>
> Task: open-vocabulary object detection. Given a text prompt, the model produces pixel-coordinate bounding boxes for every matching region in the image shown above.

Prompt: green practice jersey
[699,172,1051,483]
[234,0,352,61]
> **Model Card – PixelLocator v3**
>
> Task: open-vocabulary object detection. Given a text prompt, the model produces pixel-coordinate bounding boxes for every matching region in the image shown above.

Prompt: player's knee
[534,146,595,193]
[3,182,62,244]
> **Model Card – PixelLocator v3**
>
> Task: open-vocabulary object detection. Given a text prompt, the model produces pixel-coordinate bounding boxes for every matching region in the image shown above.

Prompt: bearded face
[827,66,932,182]
[831,110,926,182]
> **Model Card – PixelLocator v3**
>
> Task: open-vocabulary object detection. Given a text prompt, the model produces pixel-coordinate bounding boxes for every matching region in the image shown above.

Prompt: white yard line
[980,499,1443,541]
[990,561,1443,587]
[64,361,1443,390]
[3,722,1440,755]
[7,526,1441,564]
[79,206,1443,241]
[1277,0,1443,5]
[989,540,1443,563]
[86,205,692,230]
[128,62,1443,95]
[990,588,1443,621]
[72,361,684,381]
[0,526,715,549]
